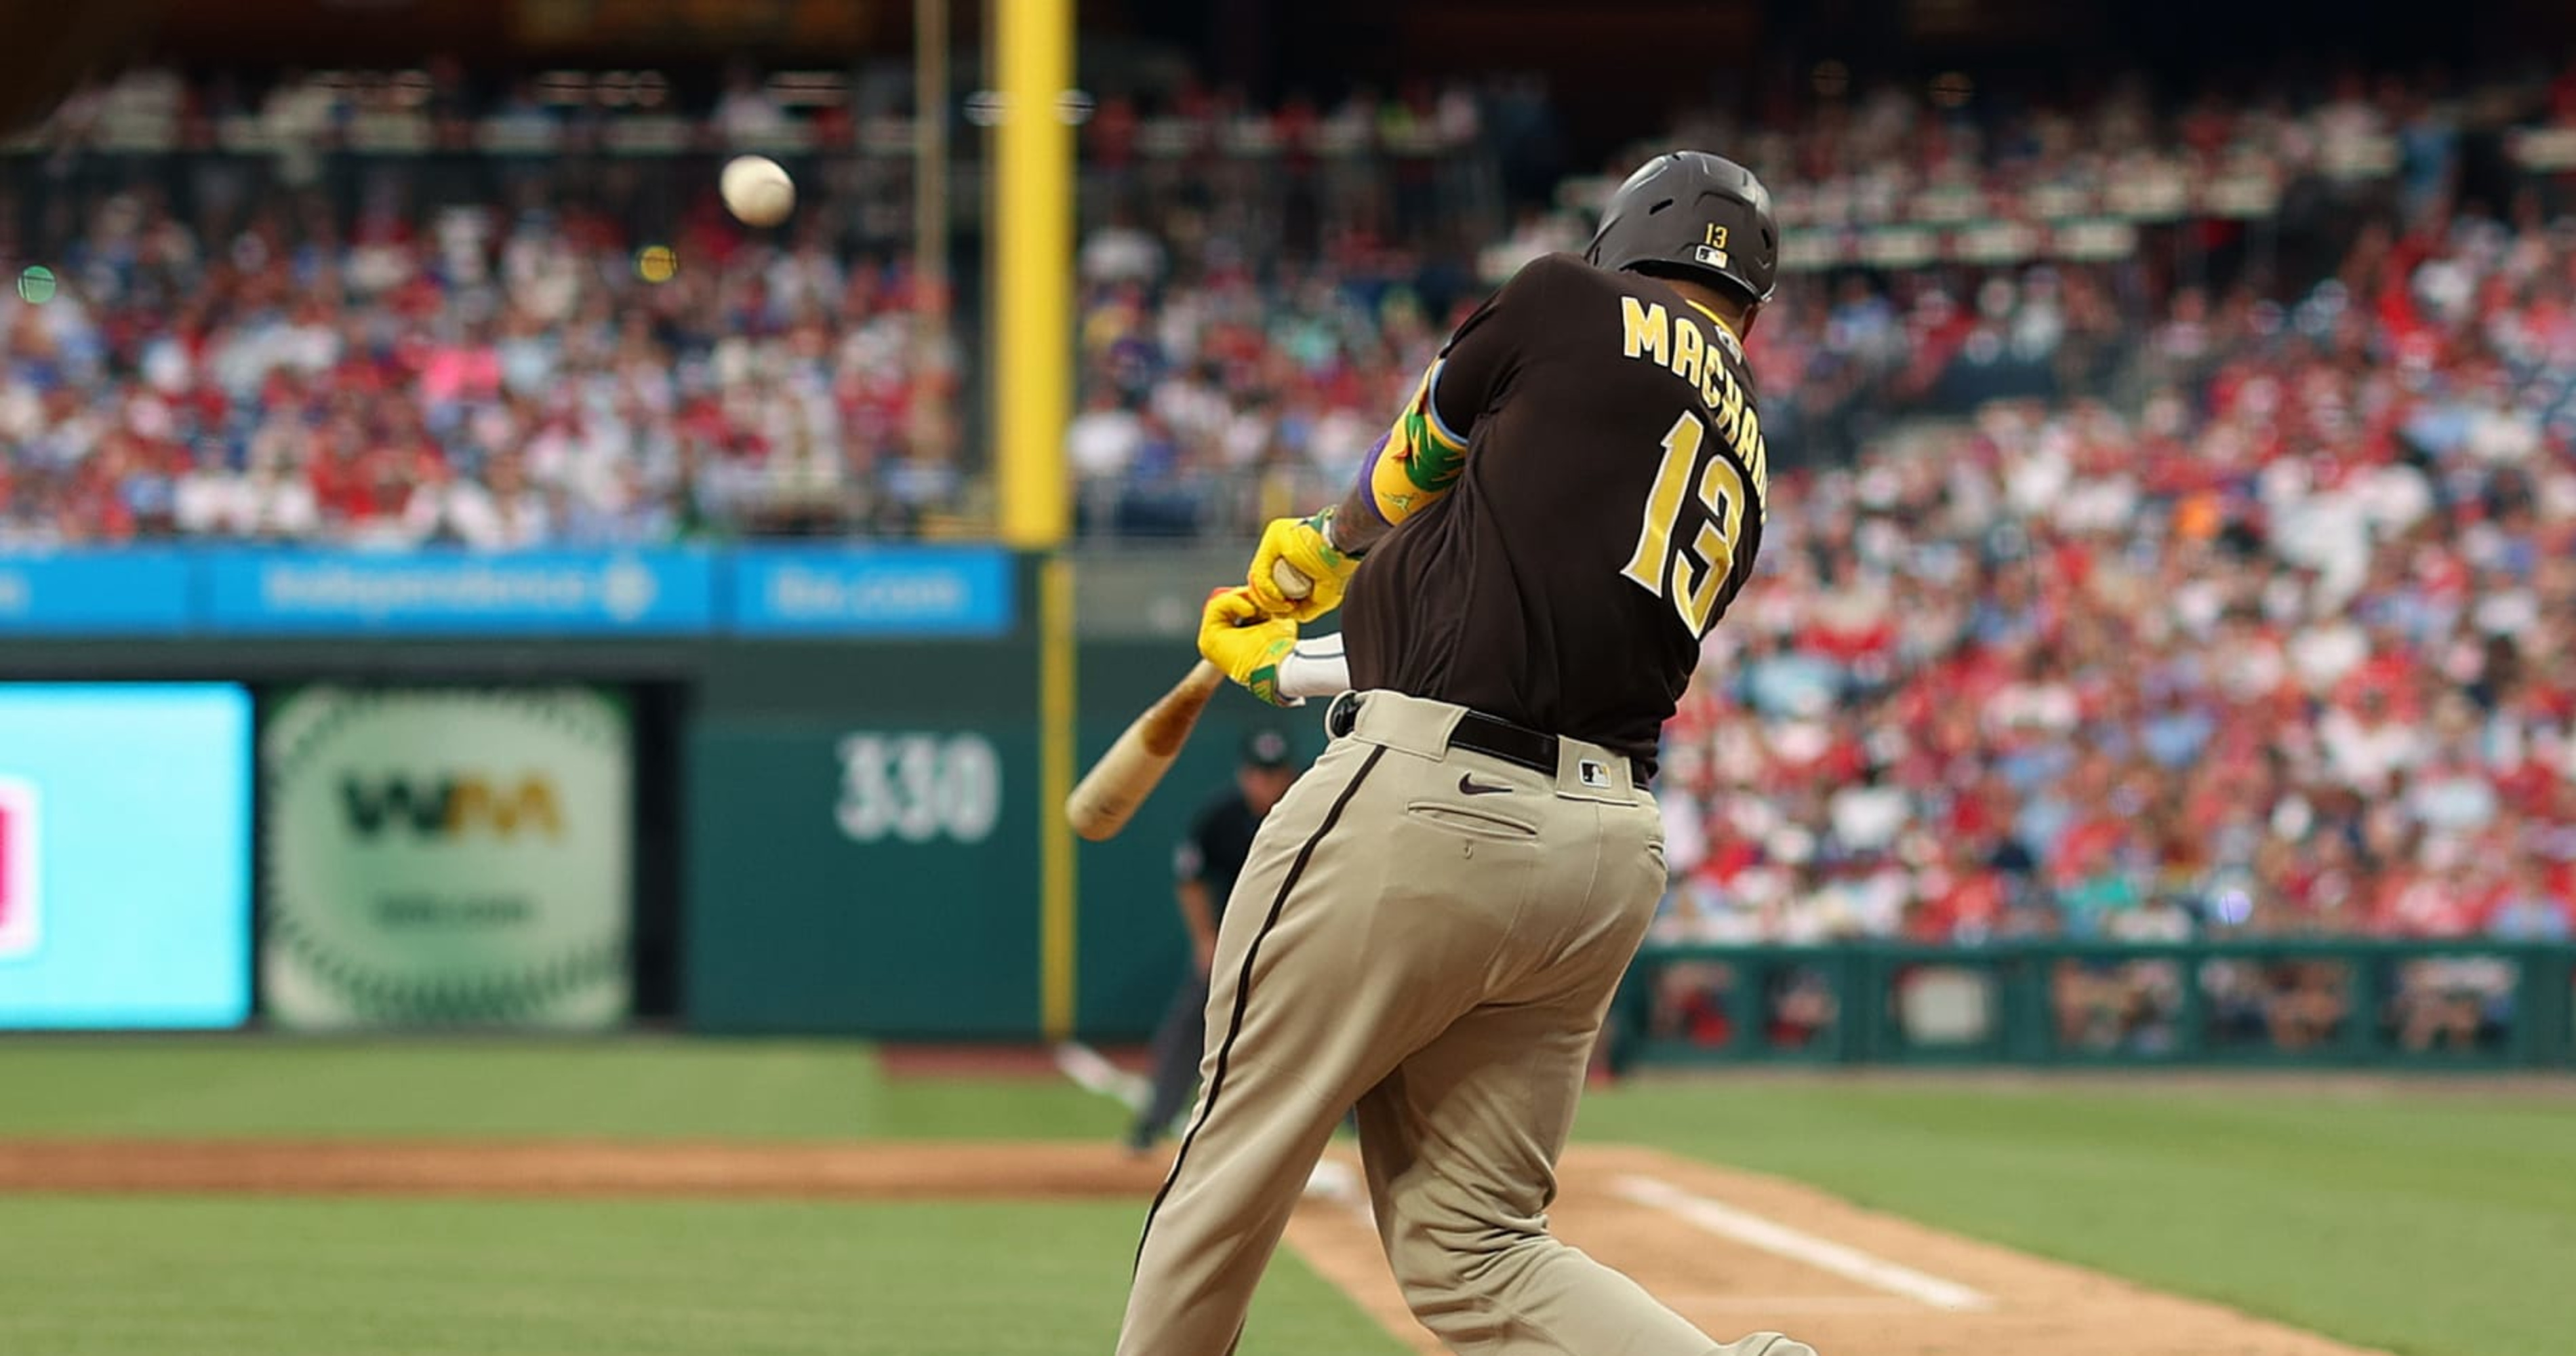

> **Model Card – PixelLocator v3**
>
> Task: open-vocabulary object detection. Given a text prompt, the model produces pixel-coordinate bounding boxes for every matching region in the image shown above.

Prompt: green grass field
[3,1039,2573,1356]
[7,1195,1394,1356]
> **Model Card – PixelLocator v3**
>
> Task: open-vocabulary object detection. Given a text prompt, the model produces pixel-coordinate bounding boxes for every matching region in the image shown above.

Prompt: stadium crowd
[0,178,977,544]
[1650,201,2576,950]
[4,62,2575,968]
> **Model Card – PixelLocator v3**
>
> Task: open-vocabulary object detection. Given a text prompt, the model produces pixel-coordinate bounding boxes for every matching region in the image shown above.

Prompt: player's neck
[1668,280,1752,344]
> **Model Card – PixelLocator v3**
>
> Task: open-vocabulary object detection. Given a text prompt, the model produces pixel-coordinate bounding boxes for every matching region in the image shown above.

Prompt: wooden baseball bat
[1064,561,1311,842]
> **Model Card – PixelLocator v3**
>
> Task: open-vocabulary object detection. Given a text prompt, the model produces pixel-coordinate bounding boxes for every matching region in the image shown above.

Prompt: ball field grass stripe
[0,1195,1407,1356]
[0,1037,1110,1140]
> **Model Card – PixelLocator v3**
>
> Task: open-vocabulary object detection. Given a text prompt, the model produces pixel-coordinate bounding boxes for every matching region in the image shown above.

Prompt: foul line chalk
[1613,1174,1995,1313]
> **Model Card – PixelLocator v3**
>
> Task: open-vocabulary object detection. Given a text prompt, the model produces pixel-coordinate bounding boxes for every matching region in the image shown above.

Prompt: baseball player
[1125,729,1302,1154]
[1115,152,1812,1356]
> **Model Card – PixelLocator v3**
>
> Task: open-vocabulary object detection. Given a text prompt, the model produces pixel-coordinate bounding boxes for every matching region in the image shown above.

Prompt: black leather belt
[1325,693,1634,782]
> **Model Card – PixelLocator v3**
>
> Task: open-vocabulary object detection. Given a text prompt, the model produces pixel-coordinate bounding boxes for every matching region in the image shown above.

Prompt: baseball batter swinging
[1117,152,1813,1356]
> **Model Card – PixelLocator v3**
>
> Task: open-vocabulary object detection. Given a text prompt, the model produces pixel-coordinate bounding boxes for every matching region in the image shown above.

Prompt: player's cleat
[1712,1334,1815,1356]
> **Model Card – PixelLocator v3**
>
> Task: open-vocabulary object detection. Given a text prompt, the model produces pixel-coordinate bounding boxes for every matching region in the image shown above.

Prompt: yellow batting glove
[1247,508,1358,622]
[1199,586,1301,707]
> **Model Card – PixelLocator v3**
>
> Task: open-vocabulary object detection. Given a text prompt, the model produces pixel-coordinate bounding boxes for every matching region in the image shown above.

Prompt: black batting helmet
[1585,151,1778,306]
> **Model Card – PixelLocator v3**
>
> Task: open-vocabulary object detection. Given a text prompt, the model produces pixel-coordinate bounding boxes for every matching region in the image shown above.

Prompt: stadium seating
[3,62,2573,947]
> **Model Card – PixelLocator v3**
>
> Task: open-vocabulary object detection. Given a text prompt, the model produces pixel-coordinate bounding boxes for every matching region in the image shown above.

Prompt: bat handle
[1270,559,1314,602]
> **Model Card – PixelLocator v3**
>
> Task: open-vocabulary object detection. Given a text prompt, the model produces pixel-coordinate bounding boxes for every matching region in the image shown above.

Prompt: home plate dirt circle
[0,1138,2386,1356]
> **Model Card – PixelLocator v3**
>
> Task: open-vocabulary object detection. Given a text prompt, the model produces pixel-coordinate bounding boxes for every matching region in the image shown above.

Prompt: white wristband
[1276,633,1350,702]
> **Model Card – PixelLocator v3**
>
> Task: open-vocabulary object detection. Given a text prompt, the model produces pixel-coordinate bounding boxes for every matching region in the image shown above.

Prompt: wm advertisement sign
[261,687,632,1029]
[342,776,564,841]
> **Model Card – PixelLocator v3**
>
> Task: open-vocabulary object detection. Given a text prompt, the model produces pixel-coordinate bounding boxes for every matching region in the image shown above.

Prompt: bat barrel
[1063,660,1225,841]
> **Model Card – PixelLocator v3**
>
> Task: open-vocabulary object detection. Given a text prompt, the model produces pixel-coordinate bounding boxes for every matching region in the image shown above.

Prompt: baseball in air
[720,155,796,227]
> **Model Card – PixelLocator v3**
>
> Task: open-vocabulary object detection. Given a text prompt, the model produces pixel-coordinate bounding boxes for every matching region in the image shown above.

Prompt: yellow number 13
[1619,410,1746,636]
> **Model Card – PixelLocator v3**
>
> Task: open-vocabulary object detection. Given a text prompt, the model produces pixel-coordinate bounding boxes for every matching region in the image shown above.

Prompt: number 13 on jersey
[1619,410,1750,637]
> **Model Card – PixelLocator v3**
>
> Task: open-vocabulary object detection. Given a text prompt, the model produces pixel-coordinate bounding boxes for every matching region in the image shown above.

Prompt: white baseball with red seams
[720,155,796,227]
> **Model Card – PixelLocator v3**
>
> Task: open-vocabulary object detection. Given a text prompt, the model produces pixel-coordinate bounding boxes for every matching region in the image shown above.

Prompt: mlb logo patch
[0,776,37,959]
[1579,759,1613,789]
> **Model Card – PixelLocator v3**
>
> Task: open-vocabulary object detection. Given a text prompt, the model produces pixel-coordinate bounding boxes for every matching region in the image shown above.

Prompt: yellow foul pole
[992,0,1073,548]
[1038,556,1076,1040]
[990,0,1079,1039]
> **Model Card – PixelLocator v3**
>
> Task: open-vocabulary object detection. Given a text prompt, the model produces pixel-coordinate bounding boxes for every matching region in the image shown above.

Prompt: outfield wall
[3,544,2571,1066]
[1617,940,2576,1071]
[0,545,1298,1040]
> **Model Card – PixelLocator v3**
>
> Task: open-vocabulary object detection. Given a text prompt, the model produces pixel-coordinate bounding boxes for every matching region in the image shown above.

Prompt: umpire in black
[1125,727,1300,1153]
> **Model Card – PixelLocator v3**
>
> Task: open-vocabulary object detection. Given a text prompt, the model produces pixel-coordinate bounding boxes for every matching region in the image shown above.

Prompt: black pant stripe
[1131,744,1387,1275]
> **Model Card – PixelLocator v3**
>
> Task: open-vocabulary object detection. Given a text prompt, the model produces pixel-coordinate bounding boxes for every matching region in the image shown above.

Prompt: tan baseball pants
[1116,690,1722,1356]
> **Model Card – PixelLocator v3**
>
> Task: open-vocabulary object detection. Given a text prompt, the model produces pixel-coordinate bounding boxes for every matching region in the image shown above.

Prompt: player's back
[1342,253,1769,776]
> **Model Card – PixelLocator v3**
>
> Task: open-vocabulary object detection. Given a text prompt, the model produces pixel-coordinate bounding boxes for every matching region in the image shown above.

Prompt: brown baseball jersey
[1340,252,1771,776]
